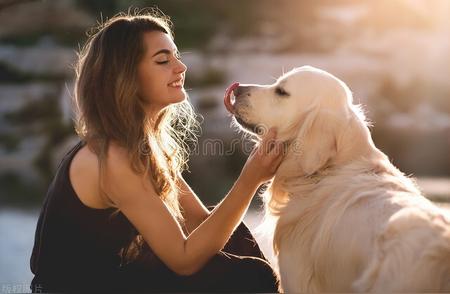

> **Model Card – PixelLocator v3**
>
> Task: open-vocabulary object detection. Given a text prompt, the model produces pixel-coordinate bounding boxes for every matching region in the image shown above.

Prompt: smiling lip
[224,82,239,114]
[168,78,184,87]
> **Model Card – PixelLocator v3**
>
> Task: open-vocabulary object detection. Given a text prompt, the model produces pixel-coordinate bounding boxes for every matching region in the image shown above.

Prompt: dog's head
[225,66,361,177]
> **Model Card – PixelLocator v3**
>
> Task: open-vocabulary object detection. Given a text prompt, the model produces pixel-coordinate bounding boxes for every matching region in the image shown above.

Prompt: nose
[174,58,187,74]
[233,85,252,97]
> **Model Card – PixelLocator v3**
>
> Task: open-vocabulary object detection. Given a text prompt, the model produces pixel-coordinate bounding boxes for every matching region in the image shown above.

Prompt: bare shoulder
[103,142,139,182]
[102,142,156,206]
[69,143,109,209]
[70,141,151,208]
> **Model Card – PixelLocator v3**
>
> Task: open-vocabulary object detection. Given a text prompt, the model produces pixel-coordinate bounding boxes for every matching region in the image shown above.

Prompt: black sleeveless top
[30,141,138,293]
[30,140,277,293]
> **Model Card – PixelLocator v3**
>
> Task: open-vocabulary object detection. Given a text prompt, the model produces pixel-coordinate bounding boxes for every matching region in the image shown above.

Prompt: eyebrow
[152,49,179,57]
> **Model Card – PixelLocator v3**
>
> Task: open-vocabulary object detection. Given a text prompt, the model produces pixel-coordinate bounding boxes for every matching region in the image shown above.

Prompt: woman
[30,10,284,293]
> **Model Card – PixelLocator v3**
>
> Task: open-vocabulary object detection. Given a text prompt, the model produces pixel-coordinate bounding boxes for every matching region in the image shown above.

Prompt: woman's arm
[177,175,210,234]
[104,129,283,276]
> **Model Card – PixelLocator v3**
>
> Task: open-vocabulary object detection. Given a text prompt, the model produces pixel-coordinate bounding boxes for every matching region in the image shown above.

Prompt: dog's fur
[230,66,450,292]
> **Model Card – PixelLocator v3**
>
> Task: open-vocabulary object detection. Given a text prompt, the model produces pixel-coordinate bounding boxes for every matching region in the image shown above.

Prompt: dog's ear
[293,109,339,176]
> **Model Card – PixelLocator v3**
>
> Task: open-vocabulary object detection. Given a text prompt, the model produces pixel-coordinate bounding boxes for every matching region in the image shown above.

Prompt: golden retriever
[224,66,450,292]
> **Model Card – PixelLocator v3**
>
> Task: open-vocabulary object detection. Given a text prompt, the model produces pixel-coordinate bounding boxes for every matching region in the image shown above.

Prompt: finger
[268,140,283,156]
[269,143,285,171]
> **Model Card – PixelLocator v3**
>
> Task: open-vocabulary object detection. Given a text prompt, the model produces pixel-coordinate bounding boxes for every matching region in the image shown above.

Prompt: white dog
[224,66,450,292]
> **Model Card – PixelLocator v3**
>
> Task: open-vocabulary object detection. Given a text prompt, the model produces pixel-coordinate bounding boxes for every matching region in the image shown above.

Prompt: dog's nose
[233,85,252,98]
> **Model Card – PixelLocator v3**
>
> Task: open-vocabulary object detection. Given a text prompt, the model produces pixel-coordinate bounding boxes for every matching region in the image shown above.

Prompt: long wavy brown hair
[73,10,199,223]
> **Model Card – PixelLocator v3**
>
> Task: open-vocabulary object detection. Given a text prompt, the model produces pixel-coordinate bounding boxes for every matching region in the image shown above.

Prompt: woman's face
[137,31,187,115]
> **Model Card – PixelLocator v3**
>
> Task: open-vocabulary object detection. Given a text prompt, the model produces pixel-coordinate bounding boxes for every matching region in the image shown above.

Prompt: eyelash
[275,87,289,96]
[156,54,182,65]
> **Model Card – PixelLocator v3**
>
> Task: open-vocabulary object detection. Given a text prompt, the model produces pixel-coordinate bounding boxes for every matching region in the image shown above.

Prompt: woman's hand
[239,128,285,187]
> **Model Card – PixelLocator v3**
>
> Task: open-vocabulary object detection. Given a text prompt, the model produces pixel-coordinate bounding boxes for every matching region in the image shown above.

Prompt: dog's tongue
[224,82,239,114]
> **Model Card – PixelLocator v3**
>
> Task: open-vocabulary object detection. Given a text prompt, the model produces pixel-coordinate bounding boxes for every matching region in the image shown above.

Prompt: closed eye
[275,86,290,97]
[154,50,182,65]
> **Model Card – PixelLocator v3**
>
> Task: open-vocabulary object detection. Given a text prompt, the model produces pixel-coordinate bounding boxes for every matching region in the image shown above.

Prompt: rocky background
[1,0,449,207]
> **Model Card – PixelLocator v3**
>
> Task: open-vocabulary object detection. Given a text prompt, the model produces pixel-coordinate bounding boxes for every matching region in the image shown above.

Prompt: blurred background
[0,0,449,291]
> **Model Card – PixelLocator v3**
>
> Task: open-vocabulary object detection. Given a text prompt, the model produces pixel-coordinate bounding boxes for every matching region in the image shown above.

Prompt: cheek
[274,102,297,123]
[251,97,296,128]
[277,101,292,115]
[251,96,276,118]
[137,62,168,93]
[138,75,166,101]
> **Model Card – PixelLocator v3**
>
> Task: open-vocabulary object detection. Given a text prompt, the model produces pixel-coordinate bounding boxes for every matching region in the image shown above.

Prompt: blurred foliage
[123,0,265,49]
[1,0,263,49]
[72,0,262,49]
[75,0,117,16]
[33,121,74,181]
[0,62,67,84]
[4,95,60,125]
[0,29,87,48]
[71,0,327,50]
[1,94,74,189]
[0,133,21,152]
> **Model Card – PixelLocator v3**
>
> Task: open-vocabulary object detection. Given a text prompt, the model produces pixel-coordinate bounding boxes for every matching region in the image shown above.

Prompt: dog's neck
[334,116,387,167]
[293,114,384,177]
[270,116,388,211]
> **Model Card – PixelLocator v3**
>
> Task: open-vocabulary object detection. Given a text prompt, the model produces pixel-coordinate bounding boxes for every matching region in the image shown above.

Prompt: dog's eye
[275,87,290,97]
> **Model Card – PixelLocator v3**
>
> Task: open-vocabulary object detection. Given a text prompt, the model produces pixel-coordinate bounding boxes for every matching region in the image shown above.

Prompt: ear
[294,109,339,176]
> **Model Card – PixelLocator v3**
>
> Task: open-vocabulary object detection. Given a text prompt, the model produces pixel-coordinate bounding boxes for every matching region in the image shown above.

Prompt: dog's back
[353,205,450,292]
[273,159,450,292]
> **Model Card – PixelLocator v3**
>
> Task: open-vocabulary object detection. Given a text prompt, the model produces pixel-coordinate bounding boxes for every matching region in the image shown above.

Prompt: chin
[174,94,187,104]
[234,116,260,134]
[171,89,187,103]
